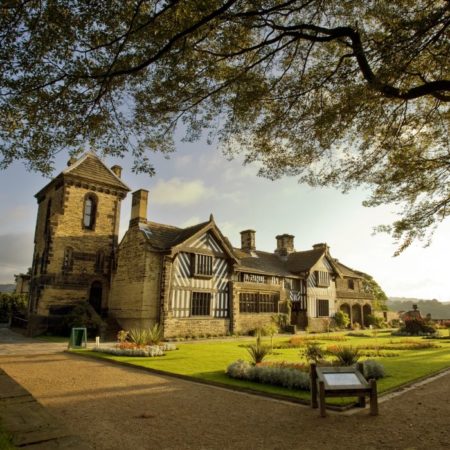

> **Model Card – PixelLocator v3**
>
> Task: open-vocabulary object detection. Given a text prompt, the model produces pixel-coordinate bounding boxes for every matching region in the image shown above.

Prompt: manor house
[28,153,374,336]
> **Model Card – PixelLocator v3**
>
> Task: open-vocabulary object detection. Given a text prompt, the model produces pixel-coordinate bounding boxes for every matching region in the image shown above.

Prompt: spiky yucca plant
[146,324,163,345]
[128,328,148,346]
[246,343,269,365]
[332,345,360,366]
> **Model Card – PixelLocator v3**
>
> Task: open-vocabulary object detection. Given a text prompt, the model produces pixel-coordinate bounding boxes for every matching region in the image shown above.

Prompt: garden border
[67,349,450,413]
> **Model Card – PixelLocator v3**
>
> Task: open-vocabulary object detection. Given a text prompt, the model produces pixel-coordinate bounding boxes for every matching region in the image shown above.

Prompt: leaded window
[239,292,279,313]
[317,299,329,317]
[315,271,330,287]
[191,253,213,277]
[191,292,211,316]
[83,195,97,230]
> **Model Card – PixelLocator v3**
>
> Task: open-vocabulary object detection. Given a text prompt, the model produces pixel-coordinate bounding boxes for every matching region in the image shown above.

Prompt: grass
[73,331,450,405]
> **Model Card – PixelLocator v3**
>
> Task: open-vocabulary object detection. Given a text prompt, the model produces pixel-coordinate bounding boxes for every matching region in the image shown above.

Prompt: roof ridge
[146,221,181,230]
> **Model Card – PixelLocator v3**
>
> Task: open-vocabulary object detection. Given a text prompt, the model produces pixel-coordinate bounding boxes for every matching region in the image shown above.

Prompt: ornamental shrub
[362,360,386,380]
[334,311,350,329]
[94,345,164,357]
[301,342,324,363]
[401,318,436,335]
[128,328,148,346]
[366,314,386,329]
[246,343,269,365]
[147,323,164,345]
[329,345,360,366]
[226,360,310,390]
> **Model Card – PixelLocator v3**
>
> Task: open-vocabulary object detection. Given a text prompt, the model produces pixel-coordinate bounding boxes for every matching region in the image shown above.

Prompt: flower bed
[93,342,177,357]
[226,360,310,390]
[226,358,386,391]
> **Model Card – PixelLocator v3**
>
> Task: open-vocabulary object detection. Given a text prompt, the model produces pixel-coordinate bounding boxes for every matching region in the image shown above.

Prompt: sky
[0,138,449,301]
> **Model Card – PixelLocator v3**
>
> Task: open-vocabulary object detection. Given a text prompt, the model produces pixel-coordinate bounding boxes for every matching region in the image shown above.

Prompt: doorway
[88,281,102,314]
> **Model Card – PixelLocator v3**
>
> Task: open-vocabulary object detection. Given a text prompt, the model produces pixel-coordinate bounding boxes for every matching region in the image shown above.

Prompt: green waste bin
[69,327,87,349]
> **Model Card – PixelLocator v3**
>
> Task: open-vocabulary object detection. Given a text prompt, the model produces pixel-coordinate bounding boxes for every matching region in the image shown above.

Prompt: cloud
[151,178,214,206]
[0,206,30,227]
[0,232,34,283]
[180,216,202,228]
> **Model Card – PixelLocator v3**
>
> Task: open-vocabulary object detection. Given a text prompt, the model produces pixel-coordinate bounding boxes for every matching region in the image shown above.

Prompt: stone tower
[28,152,130,331]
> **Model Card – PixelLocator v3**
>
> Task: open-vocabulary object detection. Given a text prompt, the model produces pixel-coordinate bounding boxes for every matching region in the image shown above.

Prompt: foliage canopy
[1,1,449,252]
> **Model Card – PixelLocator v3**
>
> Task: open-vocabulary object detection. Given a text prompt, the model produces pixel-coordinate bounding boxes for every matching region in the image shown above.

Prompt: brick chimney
[240,229,256,252]
[111,165,122,178]
[130,189,148,227]
[275,234,295,257]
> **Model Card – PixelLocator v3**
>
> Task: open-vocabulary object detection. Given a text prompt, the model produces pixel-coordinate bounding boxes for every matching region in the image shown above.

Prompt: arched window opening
[83,194,97,230]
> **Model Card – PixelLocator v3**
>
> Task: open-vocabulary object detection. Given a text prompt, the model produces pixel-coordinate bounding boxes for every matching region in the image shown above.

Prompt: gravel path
[0,353,449,450]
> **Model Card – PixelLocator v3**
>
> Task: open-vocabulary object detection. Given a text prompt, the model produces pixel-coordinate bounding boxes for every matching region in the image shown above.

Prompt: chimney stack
[313,242,329,251]
[111,165,122,178]
[240,229,256,252]
[275,234,295,257]
[130,189,148,227]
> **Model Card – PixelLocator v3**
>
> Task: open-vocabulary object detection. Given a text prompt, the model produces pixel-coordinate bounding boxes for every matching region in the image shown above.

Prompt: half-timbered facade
[27,153,374,336]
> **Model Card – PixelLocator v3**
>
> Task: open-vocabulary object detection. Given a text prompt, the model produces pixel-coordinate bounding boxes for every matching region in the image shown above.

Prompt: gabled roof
[334,260,364,279]
[138,217,238,263]
[63,152,129,191]
[236,250,293,277]
[139,221,209,251]
[286,248,325,273]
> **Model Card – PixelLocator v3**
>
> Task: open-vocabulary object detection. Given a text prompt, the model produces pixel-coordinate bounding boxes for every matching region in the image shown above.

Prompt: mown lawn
[73,331,450,405]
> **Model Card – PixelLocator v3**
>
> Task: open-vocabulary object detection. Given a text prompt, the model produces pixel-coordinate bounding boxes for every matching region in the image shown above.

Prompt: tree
[1,1,449,253]
[360,273,388,312]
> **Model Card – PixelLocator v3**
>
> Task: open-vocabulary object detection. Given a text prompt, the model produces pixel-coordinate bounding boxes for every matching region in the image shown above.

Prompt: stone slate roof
[138,217,362,280]
[63,152,129,191]
[286,248,325,273]
[139,221,209,250]
[334,260,364,279]
[236,250,293,277]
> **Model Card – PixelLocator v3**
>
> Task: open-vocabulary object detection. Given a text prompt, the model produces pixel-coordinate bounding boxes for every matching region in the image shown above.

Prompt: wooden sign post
[310,363,378,417]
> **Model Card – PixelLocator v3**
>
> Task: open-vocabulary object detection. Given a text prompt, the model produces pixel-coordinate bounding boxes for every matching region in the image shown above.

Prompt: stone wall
[29,178,124,318]
[236,314,274,334]
[163,317,230,338]
[109,227,163,329]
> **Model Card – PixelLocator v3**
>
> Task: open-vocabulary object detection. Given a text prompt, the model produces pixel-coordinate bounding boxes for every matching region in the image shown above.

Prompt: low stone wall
[163,317,230,338]
[307,317,330,333]
[236,314,274,334]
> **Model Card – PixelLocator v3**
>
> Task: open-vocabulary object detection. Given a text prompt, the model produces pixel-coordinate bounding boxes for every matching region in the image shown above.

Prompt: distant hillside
[0,284,15,293]
[388,298,450,319]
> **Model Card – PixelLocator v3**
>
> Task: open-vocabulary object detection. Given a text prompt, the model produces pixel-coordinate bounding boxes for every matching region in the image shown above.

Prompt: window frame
[191,253,213,278]
[191,292,211,316]
[82,193,97,230]
[239,292,279,314]
[315,270,330,288]
[316,299,330,317]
